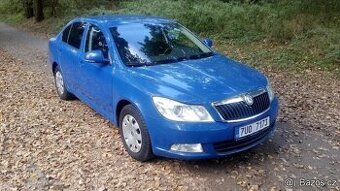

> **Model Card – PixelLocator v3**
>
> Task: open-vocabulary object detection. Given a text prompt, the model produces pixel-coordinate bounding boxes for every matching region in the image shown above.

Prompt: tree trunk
[23,0,34,18]
[50,0,58,17]
[34,0,44,22]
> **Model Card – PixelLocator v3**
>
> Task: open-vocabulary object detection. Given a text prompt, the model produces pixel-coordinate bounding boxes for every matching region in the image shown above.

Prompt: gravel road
[0,22,339,191]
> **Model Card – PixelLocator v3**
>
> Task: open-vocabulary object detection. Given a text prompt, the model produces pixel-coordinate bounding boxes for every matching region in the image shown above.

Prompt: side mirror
[85,50,107,63]
[202,38,213,48]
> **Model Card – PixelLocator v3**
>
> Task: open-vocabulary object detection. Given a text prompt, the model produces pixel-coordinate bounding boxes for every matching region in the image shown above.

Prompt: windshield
[110,23,213,66]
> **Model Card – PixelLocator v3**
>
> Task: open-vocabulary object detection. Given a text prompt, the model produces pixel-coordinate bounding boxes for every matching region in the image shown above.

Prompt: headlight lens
[152,97,214,122]
[266,78,274,102]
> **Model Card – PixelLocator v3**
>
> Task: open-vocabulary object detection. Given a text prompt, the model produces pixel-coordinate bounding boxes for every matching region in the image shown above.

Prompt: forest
[0,0,339,74]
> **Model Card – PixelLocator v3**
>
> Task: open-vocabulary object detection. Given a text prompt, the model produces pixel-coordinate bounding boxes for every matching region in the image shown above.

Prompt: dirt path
[0,22,339,191]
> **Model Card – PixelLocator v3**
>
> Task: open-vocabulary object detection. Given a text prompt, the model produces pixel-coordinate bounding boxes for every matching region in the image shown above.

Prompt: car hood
[127,54,267,104]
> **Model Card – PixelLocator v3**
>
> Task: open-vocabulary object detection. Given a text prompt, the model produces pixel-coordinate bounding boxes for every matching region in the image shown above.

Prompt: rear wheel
[119,104,154,161]
[53,66,73,100]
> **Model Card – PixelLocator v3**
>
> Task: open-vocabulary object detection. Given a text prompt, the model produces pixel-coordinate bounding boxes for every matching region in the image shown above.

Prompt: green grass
[0,0,25,24]
[0,13,25,24]
[0,0,339,76]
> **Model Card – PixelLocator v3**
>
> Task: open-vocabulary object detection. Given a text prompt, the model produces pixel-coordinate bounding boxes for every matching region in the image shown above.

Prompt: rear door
[78,24,114,115]
[59,22,86,90]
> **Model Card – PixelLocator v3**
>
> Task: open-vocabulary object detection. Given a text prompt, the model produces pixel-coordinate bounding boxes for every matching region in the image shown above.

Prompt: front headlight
[266,77,274,102]
[152,97,214,122]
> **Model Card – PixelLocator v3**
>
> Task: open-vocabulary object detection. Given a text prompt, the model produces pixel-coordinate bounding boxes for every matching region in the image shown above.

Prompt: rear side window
[67,22,86,49]
[62,24,72,43]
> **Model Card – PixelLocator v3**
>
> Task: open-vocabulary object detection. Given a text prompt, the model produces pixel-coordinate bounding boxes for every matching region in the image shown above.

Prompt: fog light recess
[170,143,203,153]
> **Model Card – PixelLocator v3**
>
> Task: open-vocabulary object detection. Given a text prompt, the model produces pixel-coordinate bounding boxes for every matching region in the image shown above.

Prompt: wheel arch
[115,95,151,128]
[52,62,58,74]
[115,99,132,127]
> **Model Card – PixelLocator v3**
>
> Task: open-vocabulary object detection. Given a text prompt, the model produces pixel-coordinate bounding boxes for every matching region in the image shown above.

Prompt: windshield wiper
[188,52,214,60]
[152,58,188,65]
[127,62,153,67]
[127,53,213,67]
[151,53,213,65]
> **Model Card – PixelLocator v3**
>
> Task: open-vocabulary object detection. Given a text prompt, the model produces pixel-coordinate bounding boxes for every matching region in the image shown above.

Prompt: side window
[85,25,109,59]
[68,22,86,49]
[62,24,72,43]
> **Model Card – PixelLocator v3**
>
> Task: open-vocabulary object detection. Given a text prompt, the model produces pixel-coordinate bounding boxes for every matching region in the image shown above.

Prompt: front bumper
[146,97,279,160]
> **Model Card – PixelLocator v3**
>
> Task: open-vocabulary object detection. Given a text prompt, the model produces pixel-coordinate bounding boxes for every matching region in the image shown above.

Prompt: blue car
[48,15,279,161]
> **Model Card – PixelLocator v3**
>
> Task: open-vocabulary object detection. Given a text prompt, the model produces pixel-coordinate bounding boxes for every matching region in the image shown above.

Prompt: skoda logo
[243,95,254,106]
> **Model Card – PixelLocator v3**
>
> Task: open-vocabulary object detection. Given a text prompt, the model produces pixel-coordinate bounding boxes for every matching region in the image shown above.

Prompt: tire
[119,104,154,161]
[53,65,74,100]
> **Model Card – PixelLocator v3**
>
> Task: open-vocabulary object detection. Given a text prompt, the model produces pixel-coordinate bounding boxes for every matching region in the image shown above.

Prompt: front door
[78,24,114,115]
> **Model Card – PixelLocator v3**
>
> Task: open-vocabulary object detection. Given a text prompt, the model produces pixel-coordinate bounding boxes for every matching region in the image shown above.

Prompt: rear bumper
[147,98,279,160]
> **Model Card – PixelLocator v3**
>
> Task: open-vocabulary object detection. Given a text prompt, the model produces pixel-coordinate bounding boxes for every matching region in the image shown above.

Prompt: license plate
[236,117,270,139]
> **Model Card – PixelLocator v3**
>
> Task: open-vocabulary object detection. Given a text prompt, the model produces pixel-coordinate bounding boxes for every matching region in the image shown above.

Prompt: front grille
[213,125,273,153]
[214,91,270,121]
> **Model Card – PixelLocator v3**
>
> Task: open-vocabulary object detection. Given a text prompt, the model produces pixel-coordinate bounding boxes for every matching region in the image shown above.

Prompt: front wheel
[53,66,74,100]
[119,104,154,161]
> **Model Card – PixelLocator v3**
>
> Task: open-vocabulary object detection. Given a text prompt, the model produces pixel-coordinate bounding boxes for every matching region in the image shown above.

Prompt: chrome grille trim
[213,89,266,106]
[212,89,270,122]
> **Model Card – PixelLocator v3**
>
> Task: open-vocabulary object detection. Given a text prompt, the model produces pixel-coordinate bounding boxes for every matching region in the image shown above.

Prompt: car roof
[75,15,176,27]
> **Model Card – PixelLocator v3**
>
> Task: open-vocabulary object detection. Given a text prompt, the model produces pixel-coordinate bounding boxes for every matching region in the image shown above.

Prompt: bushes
[0,0,22,15]
[114,0,339,74]
[116,0,339,42]
[0,0,24,24]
